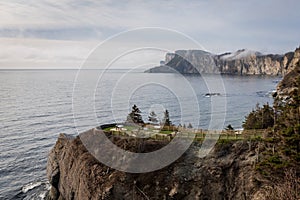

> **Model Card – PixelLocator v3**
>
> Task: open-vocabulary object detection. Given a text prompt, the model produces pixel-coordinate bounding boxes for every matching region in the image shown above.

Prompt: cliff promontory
[146,47,300,75]
[46,129,272,200]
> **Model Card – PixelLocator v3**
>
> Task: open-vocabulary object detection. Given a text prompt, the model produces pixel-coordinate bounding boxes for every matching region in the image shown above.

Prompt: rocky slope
[146,47,300,75]
[46,129,272,200]
[274,58,300,103]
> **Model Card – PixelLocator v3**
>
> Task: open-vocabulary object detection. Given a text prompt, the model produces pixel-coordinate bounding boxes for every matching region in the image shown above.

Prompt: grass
[124,126,138,131]
[100,124,268,143]
[159,130,173,134]
[101,125,140,132]
[102,126,113,131]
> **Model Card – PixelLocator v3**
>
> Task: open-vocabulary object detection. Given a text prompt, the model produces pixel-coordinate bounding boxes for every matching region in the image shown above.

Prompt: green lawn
[159,130,173,134]
[100,124,265,142]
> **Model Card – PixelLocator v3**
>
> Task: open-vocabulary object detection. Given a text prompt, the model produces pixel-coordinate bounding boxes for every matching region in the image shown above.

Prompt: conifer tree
[126,104,144,124]
[162,109,171,127]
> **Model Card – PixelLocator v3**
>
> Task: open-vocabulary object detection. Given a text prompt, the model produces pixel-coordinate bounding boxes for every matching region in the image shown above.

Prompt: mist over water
[0,69,278,199]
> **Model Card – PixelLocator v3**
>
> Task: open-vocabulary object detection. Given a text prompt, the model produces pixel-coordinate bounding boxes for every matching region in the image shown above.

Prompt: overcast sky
[0,0,299,69]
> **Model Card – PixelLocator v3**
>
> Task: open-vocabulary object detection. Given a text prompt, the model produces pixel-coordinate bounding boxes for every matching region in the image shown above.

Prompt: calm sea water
[0,69,279,199]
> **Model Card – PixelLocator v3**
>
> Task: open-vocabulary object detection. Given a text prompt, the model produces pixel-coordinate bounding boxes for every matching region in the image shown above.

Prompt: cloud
[0,0,299,68]
[1,1,298,39]
[0,38,96,68]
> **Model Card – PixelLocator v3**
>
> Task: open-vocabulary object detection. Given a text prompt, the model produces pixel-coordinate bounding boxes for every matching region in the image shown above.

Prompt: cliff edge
[46,129,270,200]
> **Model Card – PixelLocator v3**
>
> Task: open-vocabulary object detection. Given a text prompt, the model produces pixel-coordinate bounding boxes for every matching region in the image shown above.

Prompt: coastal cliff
[146,47,300,75]
[274,60,300,103]
[45,59,300,199]
[46,129,271,200]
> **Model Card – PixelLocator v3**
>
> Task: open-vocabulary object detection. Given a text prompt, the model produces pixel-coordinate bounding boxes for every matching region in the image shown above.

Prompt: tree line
[126,104,194,129]
[126,104,172,126]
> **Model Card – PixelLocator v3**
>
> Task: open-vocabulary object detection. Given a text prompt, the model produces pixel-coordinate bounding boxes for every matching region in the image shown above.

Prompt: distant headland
[145,47,300,76]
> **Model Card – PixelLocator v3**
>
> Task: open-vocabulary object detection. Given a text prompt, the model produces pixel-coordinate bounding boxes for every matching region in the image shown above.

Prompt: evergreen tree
[126,104,144,124]
[162,109,172,127]
[251,62,300,176]
[148,111,158,124]
[273,69,300,161]
[243,103,274,130]
[187,123,193,129]
[225,124,234,130]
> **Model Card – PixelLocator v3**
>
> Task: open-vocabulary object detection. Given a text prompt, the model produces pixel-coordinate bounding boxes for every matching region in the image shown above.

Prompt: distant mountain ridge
[145,47,300,75]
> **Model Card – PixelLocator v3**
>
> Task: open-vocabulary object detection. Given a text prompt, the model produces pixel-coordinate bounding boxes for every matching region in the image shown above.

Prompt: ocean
[0,69,279,199]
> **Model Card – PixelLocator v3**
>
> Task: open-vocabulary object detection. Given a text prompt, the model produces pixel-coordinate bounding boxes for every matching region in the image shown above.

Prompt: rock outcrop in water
[145,47,300,75]
[46,129,272,200]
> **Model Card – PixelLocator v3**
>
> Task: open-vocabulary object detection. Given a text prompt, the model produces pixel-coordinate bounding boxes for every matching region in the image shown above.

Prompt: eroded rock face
[287,47,300,73]
[274,59,300,104]
[146,47,300,75]
[46,129,270,200]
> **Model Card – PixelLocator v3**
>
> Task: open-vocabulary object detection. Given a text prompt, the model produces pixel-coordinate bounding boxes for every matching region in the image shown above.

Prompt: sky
[0,0,299,69]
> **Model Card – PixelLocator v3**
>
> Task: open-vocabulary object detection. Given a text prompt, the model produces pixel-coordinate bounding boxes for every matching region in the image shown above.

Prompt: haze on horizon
[0,0,299,69]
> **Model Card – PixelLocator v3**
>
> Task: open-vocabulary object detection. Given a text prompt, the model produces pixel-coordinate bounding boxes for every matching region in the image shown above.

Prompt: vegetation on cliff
[242,103,274,130]
[243,61,300,199]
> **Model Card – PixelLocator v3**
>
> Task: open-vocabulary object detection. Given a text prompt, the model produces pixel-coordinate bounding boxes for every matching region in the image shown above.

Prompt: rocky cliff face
[274,58,300,104]
[146,47,300,75]
[46,129,271,200]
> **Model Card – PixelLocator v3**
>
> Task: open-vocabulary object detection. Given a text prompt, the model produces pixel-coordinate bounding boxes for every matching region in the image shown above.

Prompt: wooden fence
[105,127,268,141]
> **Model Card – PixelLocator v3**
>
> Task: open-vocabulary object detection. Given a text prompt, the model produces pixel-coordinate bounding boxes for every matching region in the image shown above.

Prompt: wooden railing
[104,126,268,141]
